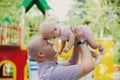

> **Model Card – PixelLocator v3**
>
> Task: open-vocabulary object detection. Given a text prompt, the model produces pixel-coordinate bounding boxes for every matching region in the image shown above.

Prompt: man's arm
[77,42,94,79]
[69,26,94,79]
[64,43,80,66]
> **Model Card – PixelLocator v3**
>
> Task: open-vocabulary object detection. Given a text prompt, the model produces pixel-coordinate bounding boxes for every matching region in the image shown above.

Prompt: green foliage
[67,0,120,64]
[0,0,22,25]
[114,49,120,64]
[0,0,45,45]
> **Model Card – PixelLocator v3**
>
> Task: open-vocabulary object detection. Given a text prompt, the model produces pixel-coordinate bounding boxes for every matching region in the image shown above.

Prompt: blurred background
[0,0,120,80]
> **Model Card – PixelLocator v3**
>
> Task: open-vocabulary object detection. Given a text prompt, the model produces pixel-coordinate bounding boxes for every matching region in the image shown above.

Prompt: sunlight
[47,0,75,21]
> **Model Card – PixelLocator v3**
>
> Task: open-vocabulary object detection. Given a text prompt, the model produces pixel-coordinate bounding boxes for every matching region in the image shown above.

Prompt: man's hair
[27,37,42,60]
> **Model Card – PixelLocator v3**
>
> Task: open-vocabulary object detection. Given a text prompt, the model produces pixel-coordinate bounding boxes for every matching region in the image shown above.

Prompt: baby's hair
[40,20,57,32]
[39,20,58,38]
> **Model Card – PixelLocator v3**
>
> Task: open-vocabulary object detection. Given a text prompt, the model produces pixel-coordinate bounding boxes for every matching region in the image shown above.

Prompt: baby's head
[39,21,59,40]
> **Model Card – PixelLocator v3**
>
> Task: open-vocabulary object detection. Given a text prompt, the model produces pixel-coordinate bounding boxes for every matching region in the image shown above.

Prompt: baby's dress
[58,25,92,41]
[79,25,92,39]
[58,26,71,41]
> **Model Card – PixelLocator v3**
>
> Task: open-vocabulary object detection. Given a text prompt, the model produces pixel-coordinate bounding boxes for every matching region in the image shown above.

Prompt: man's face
[40,39,56,60]
[43,33,55,40]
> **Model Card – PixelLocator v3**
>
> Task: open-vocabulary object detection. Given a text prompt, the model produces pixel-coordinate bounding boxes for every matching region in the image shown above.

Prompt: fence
[0,24,21,46]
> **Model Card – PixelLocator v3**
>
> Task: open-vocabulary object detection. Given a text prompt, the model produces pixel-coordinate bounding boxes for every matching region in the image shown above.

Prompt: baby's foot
[95,55,102,66]
[99,48,104,55]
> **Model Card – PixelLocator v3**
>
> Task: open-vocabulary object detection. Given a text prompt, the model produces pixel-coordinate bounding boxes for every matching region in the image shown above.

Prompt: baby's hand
[63,47,70,53]
[58,51,62,55]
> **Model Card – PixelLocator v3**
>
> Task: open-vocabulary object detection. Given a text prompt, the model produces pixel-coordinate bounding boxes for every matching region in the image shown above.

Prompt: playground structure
[0,18,28,80]
[0,24,21,45]
[0,0,116,80]
[0,45,28,80]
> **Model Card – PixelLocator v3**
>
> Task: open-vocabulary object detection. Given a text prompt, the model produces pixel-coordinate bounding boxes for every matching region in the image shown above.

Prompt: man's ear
[36,51,45,58]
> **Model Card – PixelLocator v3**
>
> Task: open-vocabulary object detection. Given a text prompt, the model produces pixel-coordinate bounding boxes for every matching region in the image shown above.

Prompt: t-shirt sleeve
[50,65,78,80]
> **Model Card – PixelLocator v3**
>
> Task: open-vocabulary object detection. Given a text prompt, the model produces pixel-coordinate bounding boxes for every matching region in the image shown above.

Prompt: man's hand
[70,26,83,43]
[70,26,82,35]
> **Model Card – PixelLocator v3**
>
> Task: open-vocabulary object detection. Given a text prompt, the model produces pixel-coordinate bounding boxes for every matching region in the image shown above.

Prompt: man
[28,27,95,80]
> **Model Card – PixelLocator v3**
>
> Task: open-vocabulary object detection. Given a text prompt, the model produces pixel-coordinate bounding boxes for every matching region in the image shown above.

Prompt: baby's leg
[86,34,104,54]
[80,25,104,54]
[86,34,102,49]
[80,25,103,49]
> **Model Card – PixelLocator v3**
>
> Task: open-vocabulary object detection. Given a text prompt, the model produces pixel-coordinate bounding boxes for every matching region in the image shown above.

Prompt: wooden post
[0,25,3,44]
[20,8,25,46]
[3,23,8,45]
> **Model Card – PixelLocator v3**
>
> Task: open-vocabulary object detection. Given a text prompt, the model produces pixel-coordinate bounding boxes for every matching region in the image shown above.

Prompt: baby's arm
[63,31,75,53]
[59,41,66,55]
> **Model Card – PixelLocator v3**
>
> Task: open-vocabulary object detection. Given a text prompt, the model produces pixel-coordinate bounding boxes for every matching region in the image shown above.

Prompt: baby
[39,21,104,65]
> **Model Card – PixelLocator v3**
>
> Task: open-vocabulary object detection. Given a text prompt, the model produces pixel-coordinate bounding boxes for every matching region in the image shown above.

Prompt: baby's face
[43,26,60,40]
